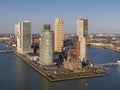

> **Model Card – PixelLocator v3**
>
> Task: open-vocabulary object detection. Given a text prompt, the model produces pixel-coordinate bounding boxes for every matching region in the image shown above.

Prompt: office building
[15,21,32,54]
[40,24,54,65]
[54,18,64,52]
[77,18,88,62]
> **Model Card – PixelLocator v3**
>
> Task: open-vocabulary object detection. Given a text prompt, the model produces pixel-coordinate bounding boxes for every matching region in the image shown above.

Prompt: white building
[77,18,88,62]
[15,21,32,54]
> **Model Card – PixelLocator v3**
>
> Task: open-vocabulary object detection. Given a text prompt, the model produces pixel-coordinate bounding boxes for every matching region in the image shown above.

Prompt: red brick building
[76,41,80,60]
[33,37,39,44]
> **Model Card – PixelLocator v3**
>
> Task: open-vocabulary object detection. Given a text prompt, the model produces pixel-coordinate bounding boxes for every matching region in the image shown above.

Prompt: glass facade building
[77,18,88,62]
[15,21,32,54]
[40,24,54,65]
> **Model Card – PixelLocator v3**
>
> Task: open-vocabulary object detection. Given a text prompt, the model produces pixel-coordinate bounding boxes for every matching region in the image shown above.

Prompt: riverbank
[14,51,104,82]
[89,45,120,53]
[103,46,120,53]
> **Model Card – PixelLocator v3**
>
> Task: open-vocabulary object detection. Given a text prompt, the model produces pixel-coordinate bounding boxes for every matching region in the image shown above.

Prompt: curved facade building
[54,18,64,52]
[40,24,54,65]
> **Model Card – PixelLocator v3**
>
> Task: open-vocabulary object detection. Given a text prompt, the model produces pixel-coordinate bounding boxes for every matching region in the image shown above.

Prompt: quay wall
[14,51,104,82]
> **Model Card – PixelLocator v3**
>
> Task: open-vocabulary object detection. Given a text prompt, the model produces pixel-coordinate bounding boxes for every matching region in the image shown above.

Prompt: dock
[98,62,120,67]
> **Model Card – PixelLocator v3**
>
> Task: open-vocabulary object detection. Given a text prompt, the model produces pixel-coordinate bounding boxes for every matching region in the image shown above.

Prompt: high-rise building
[54,18,64,52]
[40,24,54,65]
[77,18,88,62]
[15,21,32,54]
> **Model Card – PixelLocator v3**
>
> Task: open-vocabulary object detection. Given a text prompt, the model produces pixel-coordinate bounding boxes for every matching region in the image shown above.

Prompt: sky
[0,0,120,34]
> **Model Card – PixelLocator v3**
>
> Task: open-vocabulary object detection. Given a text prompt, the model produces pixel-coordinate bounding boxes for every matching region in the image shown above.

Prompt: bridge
[0,50,14,53]
[98,62,120,67]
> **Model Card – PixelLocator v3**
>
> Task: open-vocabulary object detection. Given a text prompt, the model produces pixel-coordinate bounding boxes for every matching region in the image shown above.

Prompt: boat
[117,60,120,63]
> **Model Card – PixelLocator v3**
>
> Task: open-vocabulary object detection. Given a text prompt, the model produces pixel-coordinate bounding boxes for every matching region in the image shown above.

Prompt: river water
[0,44,120,90]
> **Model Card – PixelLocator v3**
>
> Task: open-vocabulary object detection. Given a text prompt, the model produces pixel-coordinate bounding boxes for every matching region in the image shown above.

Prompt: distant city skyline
[0,0,120,34]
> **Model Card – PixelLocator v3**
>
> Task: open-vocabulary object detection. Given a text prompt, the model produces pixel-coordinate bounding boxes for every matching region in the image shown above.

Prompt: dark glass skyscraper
[15,21,32,54]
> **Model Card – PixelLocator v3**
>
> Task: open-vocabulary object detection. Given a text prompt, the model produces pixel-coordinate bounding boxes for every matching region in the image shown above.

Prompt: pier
[98,62,120,67]
[0,50,14,53]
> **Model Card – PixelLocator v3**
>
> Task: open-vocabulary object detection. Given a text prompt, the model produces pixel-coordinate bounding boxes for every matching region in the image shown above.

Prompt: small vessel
[117,60,120,63]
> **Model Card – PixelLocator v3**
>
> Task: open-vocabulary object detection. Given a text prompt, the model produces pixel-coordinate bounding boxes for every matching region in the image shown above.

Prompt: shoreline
[89,45,120,53]
[14,51,104,82]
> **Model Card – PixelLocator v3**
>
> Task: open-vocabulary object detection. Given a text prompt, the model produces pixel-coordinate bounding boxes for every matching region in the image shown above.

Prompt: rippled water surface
[0,44,120,90]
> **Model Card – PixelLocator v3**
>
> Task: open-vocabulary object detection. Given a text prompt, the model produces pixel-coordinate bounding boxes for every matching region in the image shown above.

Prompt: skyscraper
[15,21,32,54]
[54,18,64,52]
[40,24,54,65]
[77,18,88,62]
